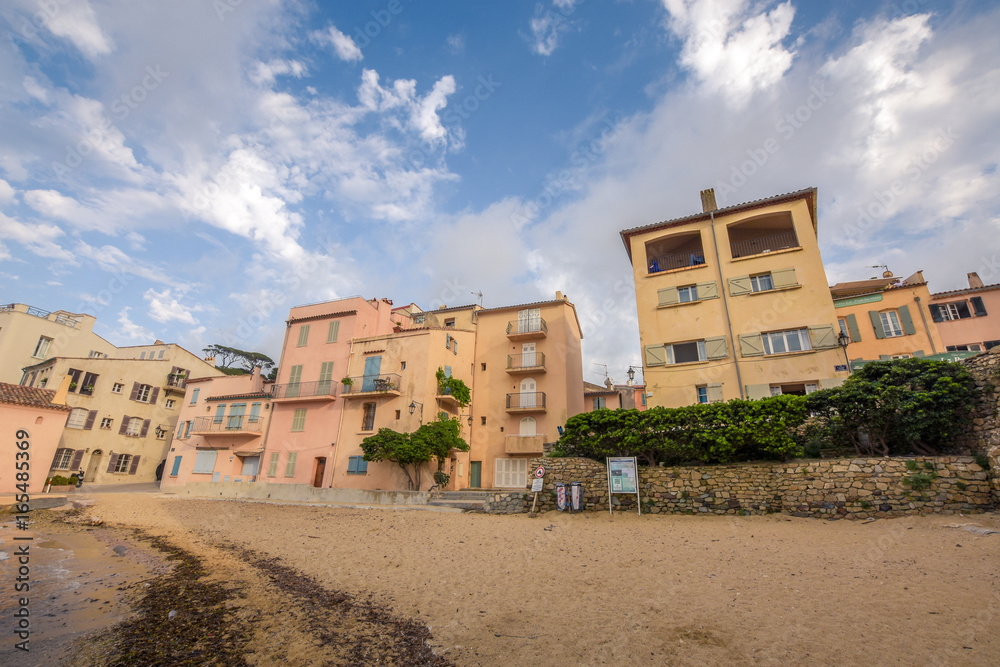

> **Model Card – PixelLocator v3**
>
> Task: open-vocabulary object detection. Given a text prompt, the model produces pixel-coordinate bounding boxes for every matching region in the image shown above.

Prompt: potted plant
[341,377,354,391]
[69,381,77,391]
[84,384,94,392]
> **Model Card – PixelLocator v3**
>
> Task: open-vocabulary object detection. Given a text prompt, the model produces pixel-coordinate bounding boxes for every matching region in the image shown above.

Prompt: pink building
[930,272,1000,352]
[0,381,71,494]
[160,368,272,488]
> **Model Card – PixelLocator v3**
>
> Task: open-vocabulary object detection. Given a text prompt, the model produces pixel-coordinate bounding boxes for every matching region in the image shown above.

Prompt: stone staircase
[427,490,492,512]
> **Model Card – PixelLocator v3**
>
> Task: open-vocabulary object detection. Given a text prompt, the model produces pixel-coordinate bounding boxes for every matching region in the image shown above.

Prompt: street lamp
[837,331,852,374]
[626,366,637,385]
[408,400,423,424]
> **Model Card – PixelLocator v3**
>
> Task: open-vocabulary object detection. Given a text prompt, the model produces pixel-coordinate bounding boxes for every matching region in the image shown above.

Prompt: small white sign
[531,478,544,493]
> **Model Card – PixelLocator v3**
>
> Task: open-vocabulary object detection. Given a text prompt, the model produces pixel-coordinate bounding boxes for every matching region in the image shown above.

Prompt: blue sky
[1,0,998,385]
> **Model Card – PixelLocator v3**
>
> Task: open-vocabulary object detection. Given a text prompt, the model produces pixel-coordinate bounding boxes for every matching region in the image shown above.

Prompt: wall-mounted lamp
[408,400,424,424]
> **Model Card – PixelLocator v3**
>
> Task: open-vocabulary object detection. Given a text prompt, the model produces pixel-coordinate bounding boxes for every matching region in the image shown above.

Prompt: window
[249,403,262,423]
[481,363,487,371]
[494,458,527,488]
[100,417,113,430]
[646,337,727,366]
[165,399,175,409]
[193,451,217,474]
[400,361,406,370]
[879,311,904,337]
[678,285,698,303]
[113,382,124,394]
[347,456,368,474]
[213,404,226,424]
[190,387,200,404]
[114,454,133,474]
[291,408,306,431]
[52,448,74,469]
[481,416,487,425]
[170,456,182,477]
[762,328,812,355]
[838,318,851,342]
[135,384,152,402]
[80,372,98,395]
[946,344,983,352]
[985,340,1000,350]
[667,341,705,364]
[593,396,607,409]
[33,336,53,358]
[696,384,723,403]
[445,318,455,327]
[125,417,142,437]
[267,452,279,477]
[318,361,335,394]
[297,325,310,347]
[414,314,426,324]
[697,386,709,404]
[940,302,973,321]
[361,403,376,431]
[88,350,103,358]
[327,320,340,343]
[395,410,401,419]
[140,351,147,359]
[284,452,298,477]
[66,408,89,429]
[184,421,193,438]
[750,274,774,292]
[158,349,165,359]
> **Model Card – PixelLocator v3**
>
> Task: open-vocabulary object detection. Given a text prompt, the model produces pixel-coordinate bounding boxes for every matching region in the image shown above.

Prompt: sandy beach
[4,494,1000,665]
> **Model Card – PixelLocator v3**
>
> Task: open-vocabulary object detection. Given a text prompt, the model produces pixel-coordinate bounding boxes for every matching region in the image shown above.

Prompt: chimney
[204,356,216,365]
[969,272,984,289]
[556,291,564,300]
[700,188,718,213]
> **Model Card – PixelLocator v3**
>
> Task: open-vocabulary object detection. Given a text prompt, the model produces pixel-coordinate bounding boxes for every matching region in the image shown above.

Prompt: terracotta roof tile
[0,383,72,411]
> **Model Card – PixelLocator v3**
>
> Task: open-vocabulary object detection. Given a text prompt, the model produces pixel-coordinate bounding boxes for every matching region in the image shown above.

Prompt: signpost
[607,457,641,515]
[530,466,545,514]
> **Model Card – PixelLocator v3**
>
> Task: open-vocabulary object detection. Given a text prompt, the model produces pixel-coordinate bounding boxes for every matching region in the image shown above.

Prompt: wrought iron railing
[271,380,338,399]
[647,251,706,274]
[191,415,263,433]
[505,392,547,409]
[506,318,548,335]
[507,352,546,370]
[341,373,402,394]
[729,231,798,259]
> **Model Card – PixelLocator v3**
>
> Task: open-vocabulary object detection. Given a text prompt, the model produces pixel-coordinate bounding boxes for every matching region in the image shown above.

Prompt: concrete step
[429,490,492,501]
[427,498,487,511]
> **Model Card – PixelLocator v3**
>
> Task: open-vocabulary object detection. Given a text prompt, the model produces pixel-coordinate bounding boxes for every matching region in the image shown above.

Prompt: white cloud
[44,0,114,59]
[116,307,153,342]
[529,5,572,56]
[0,179,15,204]
[0,212,75,262]
[22,76,48,103]
[249,59,307,86]
[144,288,200,325]
[357,69,457,145]
[661,0,796,108]
[312,24,364,62]
[445,33,465,55]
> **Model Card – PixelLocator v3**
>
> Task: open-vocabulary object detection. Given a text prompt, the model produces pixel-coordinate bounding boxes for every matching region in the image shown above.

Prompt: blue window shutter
[359,458,368,473]
[444,365,452,378]
[348,456,359,473]
[171,456,182,476]
[190,388,200,405]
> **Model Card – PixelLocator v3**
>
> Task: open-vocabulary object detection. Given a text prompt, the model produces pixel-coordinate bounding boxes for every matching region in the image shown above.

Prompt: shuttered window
[644,344,666,366]
[66,408,89,429]
[284,452,298,477]
[52,448,74,469]
[347,456,368,474]
[808,324,838,349]
[297,325,310,347]
[190,388,200,405]
[291,409,307,432]
[327,320,340,343]
[267,452,279,477]
[738,333,764,357]
[762,328,812,355]
[193,451,217,474]
[494,458,527,488]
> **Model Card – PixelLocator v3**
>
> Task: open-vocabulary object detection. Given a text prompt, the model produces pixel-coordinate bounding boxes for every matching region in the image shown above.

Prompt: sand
[7,495,1000,665]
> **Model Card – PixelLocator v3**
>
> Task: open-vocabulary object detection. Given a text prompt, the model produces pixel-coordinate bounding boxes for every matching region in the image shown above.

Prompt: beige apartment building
[0,303,116,385]
[21,342,222,484]
[621,188,849,407]
[930,272,1000,352]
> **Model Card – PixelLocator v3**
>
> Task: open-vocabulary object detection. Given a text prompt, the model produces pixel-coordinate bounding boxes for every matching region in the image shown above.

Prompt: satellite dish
[882,270,893,278]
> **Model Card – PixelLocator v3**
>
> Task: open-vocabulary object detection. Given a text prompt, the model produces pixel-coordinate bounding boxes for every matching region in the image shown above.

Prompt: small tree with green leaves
[359,417,469,490]
[435,367,471,406]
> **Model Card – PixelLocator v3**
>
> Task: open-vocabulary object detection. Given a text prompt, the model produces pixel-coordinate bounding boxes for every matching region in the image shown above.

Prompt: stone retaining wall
[483,456,993,518]
[958,348,1000,498]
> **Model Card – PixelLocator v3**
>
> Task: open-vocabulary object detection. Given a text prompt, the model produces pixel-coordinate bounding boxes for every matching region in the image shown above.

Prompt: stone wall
[958,348,1000,498]
[483,456,994,518]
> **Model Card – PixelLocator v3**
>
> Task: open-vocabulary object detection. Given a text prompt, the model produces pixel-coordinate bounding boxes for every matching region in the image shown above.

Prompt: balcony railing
[10,304,80,327]
[191,415,263,434]
[730,231,798,259]
[647,251,706,274]
[506,318,548,337]
[505,392,547,411]
[341,373,402,396]
[271,380,338,400]
[164,374,188,392]
[507,352,546,372]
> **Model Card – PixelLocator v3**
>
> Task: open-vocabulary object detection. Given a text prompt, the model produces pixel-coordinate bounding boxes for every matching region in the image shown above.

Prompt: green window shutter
[897,305,916,335]
[291,408,306,431]
[808,324,837,349]
[704,336,728,359]
[657,286,679,306]
[267,452,279,477]
[288,365,303,384]
[327,320,340,343]
[319,361,334,383]
[297,325,310,347]
[285,452,297,477]
[846,313,862,342]
[745,383,771,400]
[644,344,666,367]
[728,275,751,296]
[913,350,926,357]
[696,281,719,300]
[971,297,987,317]
[869,310,886,339]
[707,383,724,403]
[770,267,798,288]
[738,333,764,357]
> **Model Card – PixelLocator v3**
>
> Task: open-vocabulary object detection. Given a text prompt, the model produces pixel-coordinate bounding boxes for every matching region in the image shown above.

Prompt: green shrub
[48,475,76,486]
[905,460,919,471]
[903,472,937,490]
[974,454,990,470]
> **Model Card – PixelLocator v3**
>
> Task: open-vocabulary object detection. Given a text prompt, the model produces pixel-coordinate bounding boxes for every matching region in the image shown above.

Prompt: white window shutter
[728,276,751,295]
[745,383,772,400]
[696,281,719,299]
[704,337,728,360]
[738,333,764,357]
[657,287,679,306]
[644,344,666,367]
[808,324,838,349]
[707,383,724,403]
[771,267,798,288]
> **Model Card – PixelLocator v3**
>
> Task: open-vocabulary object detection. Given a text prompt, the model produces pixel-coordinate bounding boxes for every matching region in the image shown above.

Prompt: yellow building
[830,270,946,367]
[0,303,116,385]
[21,342,223,484]
[621,188,849,407]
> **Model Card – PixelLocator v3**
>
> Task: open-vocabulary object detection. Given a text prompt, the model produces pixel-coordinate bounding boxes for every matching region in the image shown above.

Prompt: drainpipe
[913,296,938,355]
[329,336,356,487]
[709,211,745,399]
[257,319,293,485]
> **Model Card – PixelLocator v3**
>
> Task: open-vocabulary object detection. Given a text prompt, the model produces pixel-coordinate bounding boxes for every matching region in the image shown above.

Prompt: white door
[520,378,536,407]
[494,458,527,488]
[519,417,536,436]
[522,343,536,368]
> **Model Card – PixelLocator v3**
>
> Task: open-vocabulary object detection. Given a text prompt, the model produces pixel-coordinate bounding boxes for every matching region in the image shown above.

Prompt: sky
[1,0,998,386]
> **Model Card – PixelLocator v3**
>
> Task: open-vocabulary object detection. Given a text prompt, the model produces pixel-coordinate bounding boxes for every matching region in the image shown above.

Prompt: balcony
[505,392,547,413]
[164,373,188,395]
[647,250,706,274]
[507,352,546,374]
[190,415,263,439]
[505,434,547,454]
[730,230,799,259]
[271,380,338,402]
[506,318,547,340]
[341,373,402,398]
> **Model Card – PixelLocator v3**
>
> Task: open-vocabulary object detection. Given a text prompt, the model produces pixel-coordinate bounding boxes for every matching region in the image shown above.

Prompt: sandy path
[41,495,1000,665]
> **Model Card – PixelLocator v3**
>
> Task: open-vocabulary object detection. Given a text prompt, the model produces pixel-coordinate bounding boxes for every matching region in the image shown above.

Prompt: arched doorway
[85,450,103,482]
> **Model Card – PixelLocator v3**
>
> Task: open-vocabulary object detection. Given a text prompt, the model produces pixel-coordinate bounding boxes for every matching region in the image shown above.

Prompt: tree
[435,367,471,406]
[360,417,469,490]
[806,358,978,457]
[202,344,275,374]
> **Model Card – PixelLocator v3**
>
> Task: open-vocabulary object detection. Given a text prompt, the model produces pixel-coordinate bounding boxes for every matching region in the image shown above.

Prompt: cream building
[0,303,115,385]
[22,342,223,484]
[621,188,849,407]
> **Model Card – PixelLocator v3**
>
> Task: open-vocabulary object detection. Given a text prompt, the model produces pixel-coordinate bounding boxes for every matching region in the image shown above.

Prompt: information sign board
[606,457,641,515]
